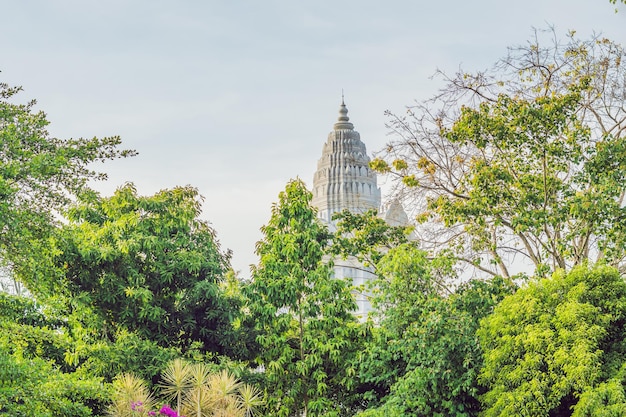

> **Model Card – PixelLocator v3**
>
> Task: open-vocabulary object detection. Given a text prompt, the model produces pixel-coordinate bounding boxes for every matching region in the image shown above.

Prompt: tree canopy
[355,243,515,416]
[54,183,235,354]
[0,81,135,292]
[479,266,626,416]
[371,29,626,278]
[0,292,108,416]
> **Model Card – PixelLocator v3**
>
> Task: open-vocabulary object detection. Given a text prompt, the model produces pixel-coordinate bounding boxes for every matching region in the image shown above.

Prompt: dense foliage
[54,184,237,355]
[246,179,366,417]
[479,266,626,416]
[0,293,108,416]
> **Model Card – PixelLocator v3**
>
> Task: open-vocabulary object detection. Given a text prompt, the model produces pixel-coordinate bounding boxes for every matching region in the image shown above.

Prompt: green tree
[246,179,366,417]
[478,266,626,416]
[0,81,135,293]
[0,293,69,370]
[356,244,515,416]
[0,350,108,417]
[0,293,108,416]
[70,325,179,385]
[371,29,626,278]
[330,209,412,269]
[54,183,235,354]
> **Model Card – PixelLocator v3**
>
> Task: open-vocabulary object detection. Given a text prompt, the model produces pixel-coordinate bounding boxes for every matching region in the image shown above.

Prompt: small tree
[110,360,263,417]
[108,373,155,417]
[246,179,365,417]
[479,266,626,416]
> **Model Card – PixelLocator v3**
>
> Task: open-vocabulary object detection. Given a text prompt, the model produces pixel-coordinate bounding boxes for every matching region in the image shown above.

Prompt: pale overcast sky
[2,1,625,276]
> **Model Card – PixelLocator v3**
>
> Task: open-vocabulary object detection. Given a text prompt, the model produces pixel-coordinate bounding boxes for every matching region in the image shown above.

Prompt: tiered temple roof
[311,99,381,228]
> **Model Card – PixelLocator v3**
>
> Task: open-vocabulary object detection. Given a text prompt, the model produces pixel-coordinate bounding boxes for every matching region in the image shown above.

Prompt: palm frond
[209,369,242,400]
[158,358,192,414]
[182,385,214,417]
[237,384,265,417]
[107,373,154,417]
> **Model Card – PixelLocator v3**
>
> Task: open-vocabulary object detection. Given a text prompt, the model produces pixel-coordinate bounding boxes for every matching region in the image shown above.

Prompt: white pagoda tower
[311,99,382,317]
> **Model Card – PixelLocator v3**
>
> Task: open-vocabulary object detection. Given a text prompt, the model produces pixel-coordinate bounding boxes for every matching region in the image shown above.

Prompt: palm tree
[157,359,265,417]
[184,362,213,417]
[159,358,192,415]
[207,369,241,412]
[107,373,155,417]
[237,383,264,417]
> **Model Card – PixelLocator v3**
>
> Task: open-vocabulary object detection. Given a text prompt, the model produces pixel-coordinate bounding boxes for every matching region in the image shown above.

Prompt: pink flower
[131,401,145,412]
[159,405,183,417]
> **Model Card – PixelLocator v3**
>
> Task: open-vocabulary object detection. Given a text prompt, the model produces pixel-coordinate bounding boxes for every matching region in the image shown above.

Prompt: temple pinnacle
[334,95,354,130]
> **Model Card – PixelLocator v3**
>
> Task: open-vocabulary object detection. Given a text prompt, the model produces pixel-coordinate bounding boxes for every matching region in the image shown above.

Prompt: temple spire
[312,97,382,319]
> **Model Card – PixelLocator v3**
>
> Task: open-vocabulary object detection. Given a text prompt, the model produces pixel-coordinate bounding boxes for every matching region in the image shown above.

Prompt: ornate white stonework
[312,100,383,318]
[312,100,382,229]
